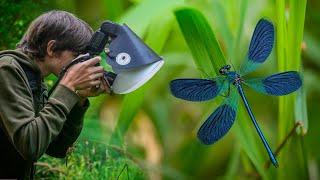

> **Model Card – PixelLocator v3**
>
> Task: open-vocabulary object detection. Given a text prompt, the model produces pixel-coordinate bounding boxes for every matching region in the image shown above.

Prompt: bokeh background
[0,0,319,179]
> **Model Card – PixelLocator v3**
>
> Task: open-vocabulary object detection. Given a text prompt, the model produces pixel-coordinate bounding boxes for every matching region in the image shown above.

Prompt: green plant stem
[276,0,308,179]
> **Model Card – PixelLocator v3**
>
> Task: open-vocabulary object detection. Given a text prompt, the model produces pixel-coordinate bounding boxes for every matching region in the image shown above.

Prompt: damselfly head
[219,65,231,75]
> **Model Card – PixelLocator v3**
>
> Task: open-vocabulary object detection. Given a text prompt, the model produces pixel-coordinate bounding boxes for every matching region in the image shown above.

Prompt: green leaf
[118,0,184,36]
[109,86,146,147]
[276,0,308,178]
[225,143,240,180]
[230,0,248,62]
[295,77,308,135]
[175,7,225,77]
[144,12,175,53]
[102,0,124,20]
[210,0,234,58]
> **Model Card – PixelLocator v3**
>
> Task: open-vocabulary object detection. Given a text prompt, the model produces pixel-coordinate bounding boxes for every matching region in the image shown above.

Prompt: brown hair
[17,10,93,61]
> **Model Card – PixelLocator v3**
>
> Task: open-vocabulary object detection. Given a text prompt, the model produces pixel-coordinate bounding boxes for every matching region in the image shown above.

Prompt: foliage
[35,140,145,179]
[276,0,308,179]
[1,0,320,179]
[0,0,54,49]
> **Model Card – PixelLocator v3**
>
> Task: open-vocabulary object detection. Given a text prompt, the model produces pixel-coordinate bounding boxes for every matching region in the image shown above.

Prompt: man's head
[17,10,93,75]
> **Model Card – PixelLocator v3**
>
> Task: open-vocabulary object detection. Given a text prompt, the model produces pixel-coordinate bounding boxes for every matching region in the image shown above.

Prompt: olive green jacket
[0,50,89,179]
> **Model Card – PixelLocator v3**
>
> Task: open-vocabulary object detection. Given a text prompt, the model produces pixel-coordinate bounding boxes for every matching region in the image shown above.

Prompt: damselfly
[170,19,302,167]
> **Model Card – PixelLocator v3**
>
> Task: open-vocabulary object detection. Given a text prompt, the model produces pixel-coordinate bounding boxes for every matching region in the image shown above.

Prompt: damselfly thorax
[219,65,243,85]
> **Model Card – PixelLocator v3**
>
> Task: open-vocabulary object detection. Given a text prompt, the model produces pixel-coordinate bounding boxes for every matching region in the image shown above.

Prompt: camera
[58,20,164,94]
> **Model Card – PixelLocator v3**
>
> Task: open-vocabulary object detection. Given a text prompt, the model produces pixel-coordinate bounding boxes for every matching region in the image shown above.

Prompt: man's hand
[59,56,104,92]
[76,77,110,101]
[76,78,110,105]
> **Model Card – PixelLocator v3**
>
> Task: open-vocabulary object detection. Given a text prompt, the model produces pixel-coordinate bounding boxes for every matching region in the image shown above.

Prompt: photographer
[0,10,108,179]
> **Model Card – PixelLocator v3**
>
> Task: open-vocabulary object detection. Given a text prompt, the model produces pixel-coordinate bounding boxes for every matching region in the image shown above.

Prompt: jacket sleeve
[0,59,79,161]
[46,99,89,158]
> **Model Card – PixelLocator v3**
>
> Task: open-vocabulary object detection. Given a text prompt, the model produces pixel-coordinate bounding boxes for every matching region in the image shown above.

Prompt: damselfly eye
[226,65,231,70]
[219,68,226,75]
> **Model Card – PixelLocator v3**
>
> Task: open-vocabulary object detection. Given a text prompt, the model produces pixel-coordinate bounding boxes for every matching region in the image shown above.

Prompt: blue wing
[239,19,274,75]
[244,71,302,96]
[197,87,239,145]
[170,77,226,102]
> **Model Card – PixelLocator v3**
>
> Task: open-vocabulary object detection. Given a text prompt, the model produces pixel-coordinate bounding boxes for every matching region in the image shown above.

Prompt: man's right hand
[59,56,104,92]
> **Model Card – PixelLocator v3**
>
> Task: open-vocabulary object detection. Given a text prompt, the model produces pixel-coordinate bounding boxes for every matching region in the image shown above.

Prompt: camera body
[60,21,118,90]
[58,20,163,94]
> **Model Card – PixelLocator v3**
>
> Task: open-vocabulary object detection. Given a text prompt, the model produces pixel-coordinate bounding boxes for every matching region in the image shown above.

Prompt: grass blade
[225,143,240,180]
[109,87,146,147]
[175,7,225,77]
[118,0,184,36]
[295,79,308,135]
[276,0,308,178]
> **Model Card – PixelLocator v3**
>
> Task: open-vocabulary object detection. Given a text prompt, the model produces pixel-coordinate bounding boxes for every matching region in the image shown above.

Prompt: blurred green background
[0,0,319,179]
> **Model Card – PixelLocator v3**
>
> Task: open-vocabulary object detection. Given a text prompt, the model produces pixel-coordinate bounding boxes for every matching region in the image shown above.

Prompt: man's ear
[46,40,56,57]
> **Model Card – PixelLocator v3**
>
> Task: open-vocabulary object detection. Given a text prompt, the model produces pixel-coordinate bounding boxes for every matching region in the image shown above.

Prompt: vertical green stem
[276,0,308,179]
[276,0,287,139]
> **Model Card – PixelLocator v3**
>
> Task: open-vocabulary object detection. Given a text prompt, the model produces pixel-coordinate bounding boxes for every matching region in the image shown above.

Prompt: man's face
[43,40,79,77]
[59,50,77,66]
[51,50,77,76]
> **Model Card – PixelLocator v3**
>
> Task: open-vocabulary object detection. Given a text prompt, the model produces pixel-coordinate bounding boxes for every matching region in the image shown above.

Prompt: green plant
[1,0,315,178]
[0,0,54,49]
[35,140,145,179]
[275,0,308,179]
